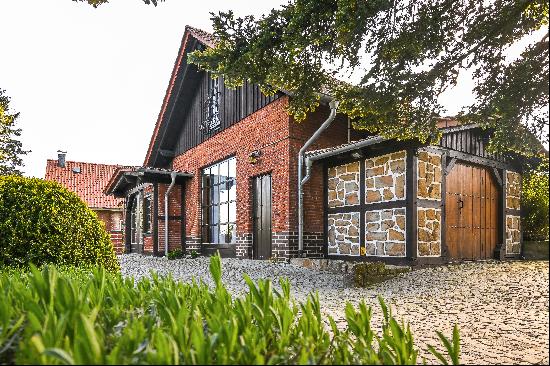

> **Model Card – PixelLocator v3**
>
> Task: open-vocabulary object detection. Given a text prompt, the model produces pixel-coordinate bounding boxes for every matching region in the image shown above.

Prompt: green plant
[0,255,460,365]
[190,249,199,258]
[167,249,184,260]
[522,159,549,241]
[0,175,119,272]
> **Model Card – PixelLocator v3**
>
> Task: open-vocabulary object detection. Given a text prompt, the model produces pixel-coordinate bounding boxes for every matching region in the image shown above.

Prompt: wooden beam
[492,167,503,186]
[445,157,458,175]
[159,149,175,158]
[406,148,418,261]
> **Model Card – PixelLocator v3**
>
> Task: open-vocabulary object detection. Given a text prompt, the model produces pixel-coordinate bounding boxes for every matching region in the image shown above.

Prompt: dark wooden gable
[438,125,507,162]
[173,73,281,157]
[150,41,281,168]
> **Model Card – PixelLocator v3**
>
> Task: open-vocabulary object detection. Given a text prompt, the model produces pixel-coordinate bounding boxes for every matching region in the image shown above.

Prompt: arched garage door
[445,162,499,260]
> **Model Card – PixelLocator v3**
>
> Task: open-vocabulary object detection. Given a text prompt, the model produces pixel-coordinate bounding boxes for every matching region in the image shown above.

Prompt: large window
[202,157,237,244]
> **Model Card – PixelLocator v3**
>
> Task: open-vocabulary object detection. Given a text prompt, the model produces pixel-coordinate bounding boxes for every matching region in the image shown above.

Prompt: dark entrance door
[253,174,272,259]
[445,162,499,260]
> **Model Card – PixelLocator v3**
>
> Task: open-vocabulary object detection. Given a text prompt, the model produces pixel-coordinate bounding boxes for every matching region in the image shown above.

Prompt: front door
[253,174,272,259]
[445,162,499,260]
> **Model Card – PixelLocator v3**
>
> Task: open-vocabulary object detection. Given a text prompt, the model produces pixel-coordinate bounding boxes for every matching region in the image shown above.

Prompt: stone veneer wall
[417,149,443,257]
[365,151,406,203]
[417,208,442,256]
[365,208,406,257]
[327,213,360,255]
[417,150,442,200]
[505,215,521,255]
[506,171,521,210]
[505,171,522,255]
[328,161,360,207]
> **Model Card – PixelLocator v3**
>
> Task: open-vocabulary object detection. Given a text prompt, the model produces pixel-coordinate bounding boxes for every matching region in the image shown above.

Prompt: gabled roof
[44,160,134,209]
[143,26,217,167]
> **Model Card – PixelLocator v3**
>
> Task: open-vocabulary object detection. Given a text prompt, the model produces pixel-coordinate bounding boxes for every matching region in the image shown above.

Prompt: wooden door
[253,174,272,259]
[445,163,499,260]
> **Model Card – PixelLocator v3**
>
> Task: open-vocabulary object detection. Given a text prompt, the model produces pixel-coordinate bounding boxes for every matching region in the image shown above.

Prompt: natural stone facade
[327,212,360,256]
[328,162,360,207]
[506,215,521,255]
[506,171,521,210]
[365,208,406,257]
[365,151,406,203]
[417,150,442,200]
[417,208,442,256]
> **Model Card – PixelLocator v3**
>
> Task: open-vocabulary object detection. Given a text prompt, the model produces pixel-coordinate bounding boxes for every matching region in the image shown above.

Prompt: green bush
[522,159,549,241]
[0,175,119,272]
[167,248,184,260]
[354,261,410,287]
[0,255,460,365]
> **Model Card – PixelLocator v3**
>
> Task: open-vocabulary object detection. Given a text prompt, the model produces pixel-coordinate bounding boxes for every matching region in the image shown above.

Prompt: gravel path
[120,254,549,365]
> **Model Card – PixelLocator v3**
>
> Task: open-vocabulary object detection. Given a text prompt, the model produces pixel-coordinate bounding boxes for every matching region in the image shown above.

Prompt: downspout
[298,100,339,256]
[164,171,177,257]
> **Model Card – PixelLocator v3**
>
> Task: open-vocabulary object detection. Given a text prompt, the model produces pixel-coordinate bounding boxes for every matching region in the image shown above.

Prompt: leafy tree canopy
[0,89,29,176]
[74,0,162,7]
[189,0,549,157]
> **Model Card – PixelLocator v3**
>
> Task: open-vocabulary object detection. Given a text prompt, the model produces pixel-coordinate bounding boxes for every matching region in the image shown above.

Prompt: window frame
[142,194,152,235]
[201,156,237,244]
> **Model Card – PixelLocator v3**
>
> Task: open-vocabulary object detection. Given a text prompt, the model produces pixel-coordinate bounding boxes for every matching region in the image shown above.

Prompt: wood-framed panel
[323,144,412,260]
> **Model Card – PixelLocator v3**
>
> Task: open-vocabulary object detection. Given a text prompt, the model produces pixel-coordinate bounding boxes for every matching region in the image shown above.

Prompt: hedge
[0,175,119,272]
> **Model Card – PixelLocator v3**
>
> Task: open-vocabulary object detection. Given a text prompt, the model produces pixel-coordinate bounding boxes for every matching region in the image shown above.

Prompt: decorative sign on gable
[200,76,221,135]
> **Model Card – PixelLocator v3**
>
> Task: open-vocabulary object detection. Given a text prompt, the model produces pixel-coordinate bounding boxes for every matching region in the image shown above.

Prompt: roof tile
[44,160,134,209]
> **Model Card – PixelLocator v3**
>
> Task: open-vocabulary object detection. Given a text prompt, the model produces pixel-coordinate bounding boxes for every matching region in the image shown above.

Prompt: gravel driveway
[120,254,549,365]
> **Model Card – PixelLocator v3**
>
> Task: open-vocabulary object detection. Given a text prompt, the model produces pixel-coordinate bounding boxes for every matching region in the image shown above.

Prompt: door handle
[458,198,464,209]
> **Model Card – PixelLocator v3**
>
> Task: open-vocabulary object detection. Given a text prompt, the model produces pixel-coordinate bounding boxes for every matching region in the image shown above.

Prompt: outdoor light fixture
[351,151,364,159]
[248,150,262,164]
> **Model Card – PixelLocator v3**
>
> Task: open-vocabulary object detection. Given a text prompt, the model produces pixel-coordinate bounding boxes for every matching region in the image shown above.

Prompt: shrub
[190,249,199,258]
[354,261,410,287]
[0,175,119,272]
[522,159,549,241]
[0,255,460,365]
[167,248,184,260]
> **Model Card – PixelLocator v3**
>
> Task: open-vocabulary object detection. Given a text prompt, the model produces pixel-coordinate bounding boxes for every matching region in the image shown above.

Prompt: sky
[0,0,546,178]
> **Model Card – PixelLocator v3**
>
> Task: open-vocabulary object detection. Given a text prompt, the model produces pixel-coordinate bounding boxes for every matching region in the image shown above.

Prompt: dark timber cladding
[173,72,281,156]
[438,125,505,162]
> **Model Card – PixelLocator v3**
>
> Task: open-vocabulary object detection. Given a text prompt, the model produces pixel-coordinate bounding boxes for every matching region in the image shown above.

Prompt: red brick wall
[172,97,292,240]
[169,96,363,258]
[157,183,183,254]
[94,209,124,254]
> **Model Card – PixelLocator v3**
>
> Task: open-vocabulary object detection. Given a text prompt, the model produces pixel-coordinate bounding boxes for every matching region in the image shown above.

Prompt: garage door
[445,162,499,260]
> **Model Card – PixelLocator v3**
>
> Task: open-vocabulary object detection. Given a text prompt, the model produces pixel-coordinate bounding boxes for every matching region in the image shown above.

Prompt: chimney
[57,150,66,168]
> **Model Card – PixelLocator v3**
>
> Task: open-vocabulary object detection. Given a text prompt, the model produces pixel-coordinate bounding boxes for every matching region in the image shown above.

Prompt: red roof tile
[44,160,134,209]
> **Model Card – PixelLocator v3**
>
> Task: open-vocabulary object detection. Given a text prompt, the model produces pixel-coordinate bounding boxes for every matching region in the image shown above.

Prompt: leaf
[43,348,76,365]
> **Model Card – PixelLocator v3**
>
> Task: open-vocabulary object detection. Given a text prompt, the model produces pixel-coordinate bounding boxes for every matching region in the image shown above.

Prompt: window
[112,213,123,232]
[130,195,138,244]
[143,195,152,234]
[200,74,221,134]
[201,157,237,244]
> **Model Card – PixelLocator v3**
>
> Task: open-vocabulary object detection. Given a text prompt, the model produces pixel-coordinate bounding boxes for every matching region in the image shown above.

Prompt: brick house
[105,26,524,264]
[45,152,131,254]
